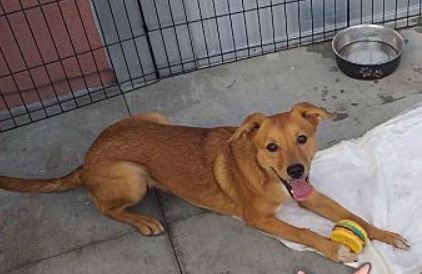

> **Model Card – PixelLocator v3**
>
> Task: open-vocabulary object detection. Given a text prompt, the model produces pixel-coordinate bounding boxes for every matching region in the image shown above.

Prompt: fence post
[136,0,160,79]
[347,0,350,27]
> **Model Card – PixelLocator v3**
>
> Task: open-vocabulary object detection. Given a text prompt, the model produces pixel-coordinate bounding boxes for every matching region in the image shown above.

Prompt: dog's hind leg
[84,161,164,236]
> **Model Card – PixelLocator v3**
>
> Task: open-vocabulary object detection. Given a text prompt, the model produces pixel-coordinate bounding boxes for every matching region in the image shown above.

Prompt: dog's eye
[297,135,307,144]
[266,143,278,152]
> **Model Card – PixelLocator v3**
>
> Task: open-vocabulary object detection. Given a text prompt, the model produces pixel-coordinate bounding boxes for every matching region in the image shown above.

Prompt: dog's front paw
[323,241,358,262]
[335,244,358,262]
[374,229,410,250]
[135,217,165,236]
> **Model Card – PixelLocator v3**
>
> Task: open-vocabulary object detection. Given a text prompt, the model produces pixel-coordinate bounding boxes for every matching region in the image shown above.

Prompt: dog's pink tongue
[290,179,314,201]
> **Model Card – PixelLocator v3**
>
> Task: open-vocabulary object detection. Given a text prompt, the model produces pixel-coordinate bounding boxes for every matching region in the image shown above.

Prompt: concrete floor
[1,26,422,274]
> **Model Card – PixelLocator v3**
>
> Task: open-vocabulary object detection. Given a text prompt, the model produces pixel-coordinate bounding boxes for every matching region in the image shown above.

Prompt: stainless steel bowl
[332,24,405,79]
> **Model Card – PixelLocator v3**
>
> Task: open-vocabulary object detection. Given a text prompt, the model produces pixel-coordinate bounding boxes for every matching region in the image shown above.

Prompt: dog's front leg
[298,190,409,250]
[246,216,357,262]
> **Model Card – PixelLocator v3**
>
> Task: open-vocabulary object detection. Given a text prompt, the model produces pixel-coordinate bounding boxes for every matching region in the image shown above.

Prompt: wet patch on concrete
[414,25,422,33]
[320,87,332,102]
[378,95,406,104]
[414,67,422,74]
[226,79,237,89]
[329,66,339,72]
[305,42,335,59]
[333,112,349,121]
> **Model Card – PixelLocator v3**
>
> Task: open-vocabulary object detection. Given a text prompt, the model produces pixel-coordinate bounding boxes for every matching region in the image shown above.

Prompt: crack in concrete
[154,190,183,274]
[0,230,136,273]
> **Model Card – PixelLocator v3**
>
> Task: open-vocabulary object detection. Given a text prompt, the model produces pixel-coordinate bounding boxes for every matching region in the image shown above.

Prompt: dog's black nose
[287,164,304,179]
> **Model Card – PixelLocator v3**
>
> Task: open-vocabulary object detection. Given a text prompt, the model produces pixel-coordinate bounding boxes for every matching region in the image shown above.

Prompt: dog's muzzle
[271,167,314,201]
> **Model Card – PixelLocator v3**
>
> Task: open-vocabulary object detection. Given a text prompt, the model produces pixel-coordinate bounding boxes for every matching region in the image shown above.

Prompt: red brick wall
[0,0,114,110]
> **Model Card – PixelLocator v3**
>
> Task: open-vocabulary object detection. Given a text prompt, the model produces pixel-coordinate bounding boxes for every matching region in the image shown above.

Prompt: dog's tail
[0,166,83,193]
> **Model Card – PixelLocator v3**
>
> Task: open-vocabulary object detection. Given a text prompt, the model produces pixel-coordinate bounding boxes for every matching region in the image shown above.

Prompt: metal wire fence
[0,0,421,132]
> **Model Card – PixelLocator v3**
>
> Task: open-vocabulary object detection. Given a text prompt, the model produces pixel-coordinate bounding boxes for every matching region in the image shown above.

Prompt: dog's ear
[228,112,266,143]
[292,102,335,127]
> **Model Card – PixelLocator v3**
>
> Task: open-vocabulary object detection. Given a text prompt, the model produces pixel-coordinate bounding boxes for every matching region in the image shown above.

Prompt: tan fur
[0,167,82,193]
[0,103,409,262]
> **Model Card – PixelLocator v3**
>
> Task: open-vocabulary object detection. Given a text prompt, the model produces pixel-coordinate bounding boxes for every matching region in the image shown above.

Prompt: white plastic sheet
[276,104,422,274]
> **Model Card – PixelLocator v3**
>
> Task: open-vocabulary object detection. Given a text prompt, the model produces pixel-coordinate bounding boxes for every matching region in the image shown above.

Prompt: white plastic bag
[276,103,422,274]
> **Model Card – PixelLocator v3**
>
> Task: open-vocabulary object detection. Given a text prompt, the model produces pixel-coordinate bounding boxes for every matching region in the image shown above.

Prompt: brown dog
[0,102,409,262]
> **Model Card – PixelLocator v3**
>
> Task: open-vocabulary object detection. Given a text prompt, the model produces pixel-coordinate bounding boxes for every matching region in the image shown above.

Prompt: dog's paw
[136,217,165,236]
[393,235,410,250]
[323,241,357,262]
[376,230,410,250]
[336,244,358,262]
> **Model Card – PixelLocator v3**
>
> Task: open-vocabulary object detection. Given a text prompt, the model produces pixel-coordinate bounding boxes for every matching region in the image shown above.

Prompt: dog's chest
[275,203,284,214]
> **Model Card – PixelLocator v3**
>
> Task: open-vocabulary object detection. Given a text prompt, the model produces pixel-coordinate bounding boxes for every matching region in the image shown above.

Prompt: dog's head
[228,102,334,200]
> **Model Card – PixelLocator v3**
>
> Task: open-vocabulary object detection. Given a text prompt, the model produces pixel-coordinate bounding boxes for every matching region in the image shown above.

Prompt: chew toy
[330,219,368,253]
